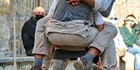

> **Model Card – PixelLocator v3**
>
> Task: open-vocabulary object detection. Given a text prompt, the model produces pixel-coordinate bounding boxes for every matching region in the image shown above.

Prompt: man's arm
[46,0,59,19]
[23,21,36,38]
[67,0,95,7]
[92,11,104,31]
[97,25,104,31]
[82,0,95,7]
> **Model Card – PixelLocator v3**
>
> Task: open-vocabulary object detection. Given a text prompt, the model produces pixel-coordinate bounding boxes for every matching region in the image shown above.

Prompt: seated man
[31,0,117,70]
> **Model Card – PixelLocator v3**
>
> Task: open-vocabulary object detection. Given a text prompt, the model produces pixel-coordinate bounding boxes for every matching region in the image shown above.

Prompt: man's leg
[75,23,118,70]
[42,45,55,70]
[127,47,140,55]
[134,54,140,70]
[31,17,51,70]
[100,40,117,70]
[46,20,99,70]
[47,27,99,70]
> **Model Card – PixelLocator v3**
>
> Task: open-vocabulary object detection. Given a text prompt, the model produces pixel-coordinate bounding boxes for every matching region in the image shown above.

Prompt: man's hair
[124,14,136,27]
[125,14,136,20]
[33,6,45,13]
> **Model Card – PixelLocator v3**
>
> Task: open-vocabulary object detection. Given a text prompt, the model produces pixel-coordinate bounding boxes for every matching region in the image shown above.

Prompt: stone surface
[0,57,34,63]
[4,65,14,70]
[0,16,11,57]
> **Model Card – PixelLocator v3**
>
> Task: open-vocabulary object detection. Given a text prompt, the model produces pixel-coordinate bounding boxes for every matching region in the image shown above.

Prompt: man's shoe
[74,57,93,70]
[49,59,65,70]
[100,0,115,17]
[30,65,42,70]
[92,63,98,70]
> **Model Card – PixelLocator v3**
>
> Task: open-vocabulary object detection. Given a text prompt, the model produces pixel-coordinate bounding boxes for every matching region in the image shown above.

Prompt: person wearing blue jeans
[127,48,140,70]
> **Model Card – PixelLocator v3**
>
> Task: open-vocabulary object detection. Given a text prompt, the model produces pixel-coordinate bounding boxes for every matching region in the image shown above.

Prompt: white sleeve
[94,0,112,11]
[48,0,58,13]
[114,28,128,50]
[46,0,59,18]
[92,11,104,25]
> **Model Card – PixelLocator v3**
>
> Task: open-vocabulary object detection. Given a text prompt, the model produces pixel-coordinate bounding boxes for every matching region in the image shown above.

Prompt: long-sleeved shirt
[21,17,37,52]
[119,23,140,47]
[114,28,128,50]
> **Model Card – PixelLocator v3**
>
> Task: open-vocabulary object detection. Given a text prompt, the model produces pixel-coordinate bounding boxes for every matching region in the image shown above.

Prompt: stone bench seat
[0,57,34,63]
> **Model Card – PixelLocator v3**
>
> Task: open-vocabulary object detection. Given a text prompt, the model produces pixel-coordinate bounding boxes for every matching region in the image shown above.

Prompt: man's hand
[67,0,81,8]
[116,48,126,58]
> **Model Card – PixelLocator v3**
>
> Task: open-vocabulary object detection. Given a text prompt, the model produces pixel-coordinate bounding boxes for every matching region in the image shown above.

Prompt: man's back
[53,0,93,21]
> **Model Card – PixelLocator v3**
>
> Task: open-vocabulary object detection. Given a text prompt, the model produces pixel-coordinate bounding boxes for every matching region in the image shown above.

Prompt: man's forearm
[97,24,104,31]
[82,0,95,8]
[67,0,95,8]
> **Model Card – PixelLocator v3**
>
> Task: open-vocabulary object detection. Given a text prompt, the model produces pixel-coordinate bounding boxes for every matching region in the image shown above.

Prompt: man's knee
[104,22,118,37]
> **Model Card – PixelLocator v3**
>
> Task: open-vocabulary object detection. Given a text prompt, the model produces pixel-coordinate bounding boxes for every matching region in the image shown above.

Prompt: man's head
[32,6,46,21]
[109,11,118,25]
[124,14,136,28]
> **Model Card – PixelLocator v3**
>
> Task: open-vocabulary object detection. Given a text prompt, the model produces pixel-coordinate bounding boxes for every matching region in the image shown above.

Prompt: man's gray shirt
[47,0,95,38]
[53,0,93,22]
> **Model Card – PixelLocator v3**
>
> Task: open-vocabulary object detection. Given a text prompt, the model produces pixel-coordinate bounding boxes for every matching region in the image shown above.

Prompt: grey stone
[0,57,34,63]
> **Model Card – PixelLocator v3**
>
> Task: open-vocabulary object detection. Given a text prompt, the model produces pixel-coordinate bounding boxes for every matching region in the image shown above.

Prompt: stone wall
[111,0,140,26]
[0,0,52,70]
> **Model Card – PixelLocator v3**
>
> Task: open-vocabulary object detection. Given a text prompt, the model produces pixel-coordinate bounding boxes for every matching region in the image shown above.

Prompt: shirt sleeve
[114,28,128,50]
[46,0,59,18]
[92,11,104,25]
[48,0,59,13]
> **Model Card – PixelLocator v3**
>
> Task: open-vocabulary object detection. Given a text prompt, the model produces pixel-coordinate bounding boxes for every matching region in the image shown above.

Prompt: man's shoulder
[24,17,36,25]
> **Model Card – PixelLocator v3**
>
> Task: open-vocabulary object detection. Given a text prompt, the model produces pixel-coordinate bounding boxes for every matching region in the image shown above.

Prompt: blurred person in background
[21,7,46,56]
[109,13,135,70]
[119,14,140,70]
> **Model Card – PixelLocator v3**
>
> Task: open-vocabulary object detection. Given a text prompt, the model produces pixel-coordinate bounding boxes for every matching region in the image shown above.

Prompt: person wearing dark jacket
[21,7,45,56]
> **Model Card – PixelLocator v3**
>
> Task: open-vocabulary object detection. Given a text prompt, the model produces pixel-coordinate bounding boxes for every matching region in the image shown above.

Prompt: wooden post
[13,0,17,70]
[37,0,40,6]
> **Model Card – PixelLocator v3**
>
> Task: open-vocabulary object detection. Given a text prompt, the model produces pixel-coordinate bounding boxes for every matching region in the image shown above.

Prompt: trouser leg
[90,23,118,53]
[134,54,140,70]
[100,40,117,70]
[89,23,117,70]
